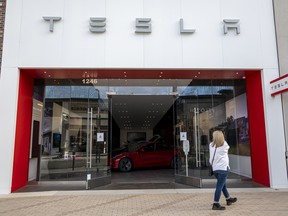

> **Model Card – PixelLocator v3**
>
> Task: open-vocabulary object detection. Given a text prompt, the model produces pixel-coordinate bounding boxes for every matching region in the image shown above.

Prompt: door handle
[90,108,93,168]
[87,107,93,169]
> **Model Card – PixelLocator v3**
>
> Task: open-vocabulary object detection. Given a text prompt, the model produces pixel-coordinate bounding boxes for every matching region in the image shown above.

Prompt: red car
[112,135,181,172]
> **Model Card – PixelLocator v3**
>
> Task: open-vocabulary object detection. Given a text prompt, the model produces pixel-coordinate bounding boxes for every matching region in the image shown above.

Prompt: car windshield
[127,142,147,152]
[148,135,161,142]
[118,135,162,152]
[112,146,128,156]
[127,135,162,152]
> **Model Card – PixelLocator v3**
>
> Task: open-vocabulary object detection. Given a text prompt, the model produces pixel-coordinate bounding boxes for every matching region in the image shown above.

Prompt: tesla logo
[43,16,240,35]
[270,74,288,96]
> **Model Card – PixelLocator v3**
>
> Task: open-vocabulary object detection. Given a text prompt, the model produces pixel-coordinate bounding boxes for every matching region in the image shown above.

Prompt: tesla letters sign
[43,17,241,35]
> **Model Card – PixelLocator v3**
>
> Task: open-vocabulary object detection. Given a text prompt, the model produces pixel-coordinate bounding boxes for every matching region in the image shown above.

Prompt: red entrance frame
[11,69,270,192]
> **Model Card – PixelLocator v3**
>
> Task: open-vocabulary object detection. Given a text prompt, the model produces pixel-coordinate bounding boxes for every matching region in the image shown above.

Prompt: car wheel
[118,157,132,172]
[171,156,181,169]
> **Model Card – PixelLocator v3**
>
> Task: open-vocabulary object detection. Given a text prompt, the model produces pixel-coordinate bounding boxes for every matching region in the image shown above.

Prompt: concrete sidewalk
[0,188,288,216]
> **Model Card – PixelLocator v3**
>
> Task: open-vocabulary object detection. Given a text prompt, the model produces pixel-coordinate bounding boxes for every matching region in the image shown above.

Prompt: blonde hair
[212,130,225,147]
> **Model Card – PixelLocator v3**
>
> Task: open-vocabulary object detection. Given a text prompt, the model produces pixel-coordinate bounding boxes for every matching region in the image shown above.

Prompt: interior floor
[15,168,264,193]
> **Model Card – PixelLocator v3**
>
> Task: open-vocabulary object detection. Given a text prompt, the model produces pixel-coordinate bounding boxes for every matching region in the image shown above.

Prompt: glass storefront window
[34,78,250,187]
[174,79,250,186]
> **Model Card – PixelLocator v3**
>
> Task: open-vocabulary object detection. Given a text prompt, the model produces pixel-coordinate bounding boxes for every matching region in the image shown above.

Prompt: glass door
[174,88,204,187]
[40,99,89,182]
[174,79,250,187]
[85,90,111,189]
[40,85,111,189]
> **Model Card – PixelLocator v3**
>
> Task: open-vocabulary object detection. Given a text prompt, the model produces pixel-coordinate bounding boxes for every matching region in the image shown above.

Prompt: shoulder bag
[209,147,217,176]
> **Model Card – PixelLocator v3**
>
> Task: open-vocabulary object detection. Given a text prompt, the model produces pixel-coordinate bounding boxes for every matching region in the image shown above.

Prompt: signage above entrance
[43,16,241,35]
[270,74,288,96]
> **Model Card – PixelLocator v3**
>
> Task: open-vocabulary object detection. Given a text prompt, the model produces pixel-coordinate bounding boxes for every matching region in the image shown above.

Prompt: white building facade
[0,0,287,194]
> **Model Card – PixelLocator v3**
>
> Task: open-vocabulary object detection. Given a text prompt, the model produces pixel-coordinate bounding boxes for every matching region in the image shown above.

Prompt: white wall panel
[28,158,38,181]
[229,155,252,178]
[262,69,288,188]
[141,0,182,68]
[105,0,144,67]
[9,0,277,69]
[221,0,262,68]
[258,0,279,69]
[181,0,223,68]
[0,68,20,194]
[19,0,64,66]
[61,1,107,67]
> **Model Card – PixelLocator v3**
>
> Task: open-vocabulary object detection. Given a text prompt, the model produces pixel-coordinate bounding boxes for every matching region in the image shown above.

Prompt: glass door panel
[174,79,250,187]
[40,84,111,188]
[174,90,203,187]
[40,99,71,181]
[86,97,111,189]
[65,101,87,180]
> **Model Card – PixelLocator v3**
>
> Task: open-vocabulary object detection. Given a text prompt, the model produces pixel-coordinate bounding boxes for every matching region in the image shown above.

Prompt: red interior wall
[246,71,270,187]
[11,72,33,192]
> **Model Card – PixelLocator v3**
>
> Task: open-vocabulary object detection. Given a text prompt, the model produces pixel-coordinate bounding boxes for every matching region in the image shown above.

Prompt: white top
[209,141,230,171]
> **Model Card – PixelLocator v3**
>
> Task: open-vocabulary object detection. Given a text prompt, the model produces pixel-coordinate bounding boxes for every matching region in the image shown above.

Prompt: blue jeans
[213,169,230,202]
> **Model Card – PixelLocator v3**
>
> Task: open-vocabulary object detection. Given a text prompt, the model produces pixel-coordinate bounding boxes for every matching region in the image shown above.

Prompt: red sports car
[112,135,181,172]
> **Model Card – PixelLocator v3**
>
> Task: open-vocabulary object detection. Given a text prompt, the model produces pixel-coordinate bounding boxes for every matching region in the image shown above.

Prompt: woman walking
[209,130,237,210]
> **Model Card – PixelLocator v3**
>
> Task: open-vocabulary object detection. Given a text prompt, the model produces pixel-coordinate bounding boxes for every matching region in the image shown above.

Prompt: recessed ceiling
[22,68,251,79]
[111,95,175,130]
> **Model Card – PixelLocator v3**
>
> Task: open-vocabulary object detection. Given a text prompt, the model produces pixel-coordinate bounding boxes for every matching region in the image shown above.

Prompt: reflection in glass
[36,78,250,186]
[175,80,250,182]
